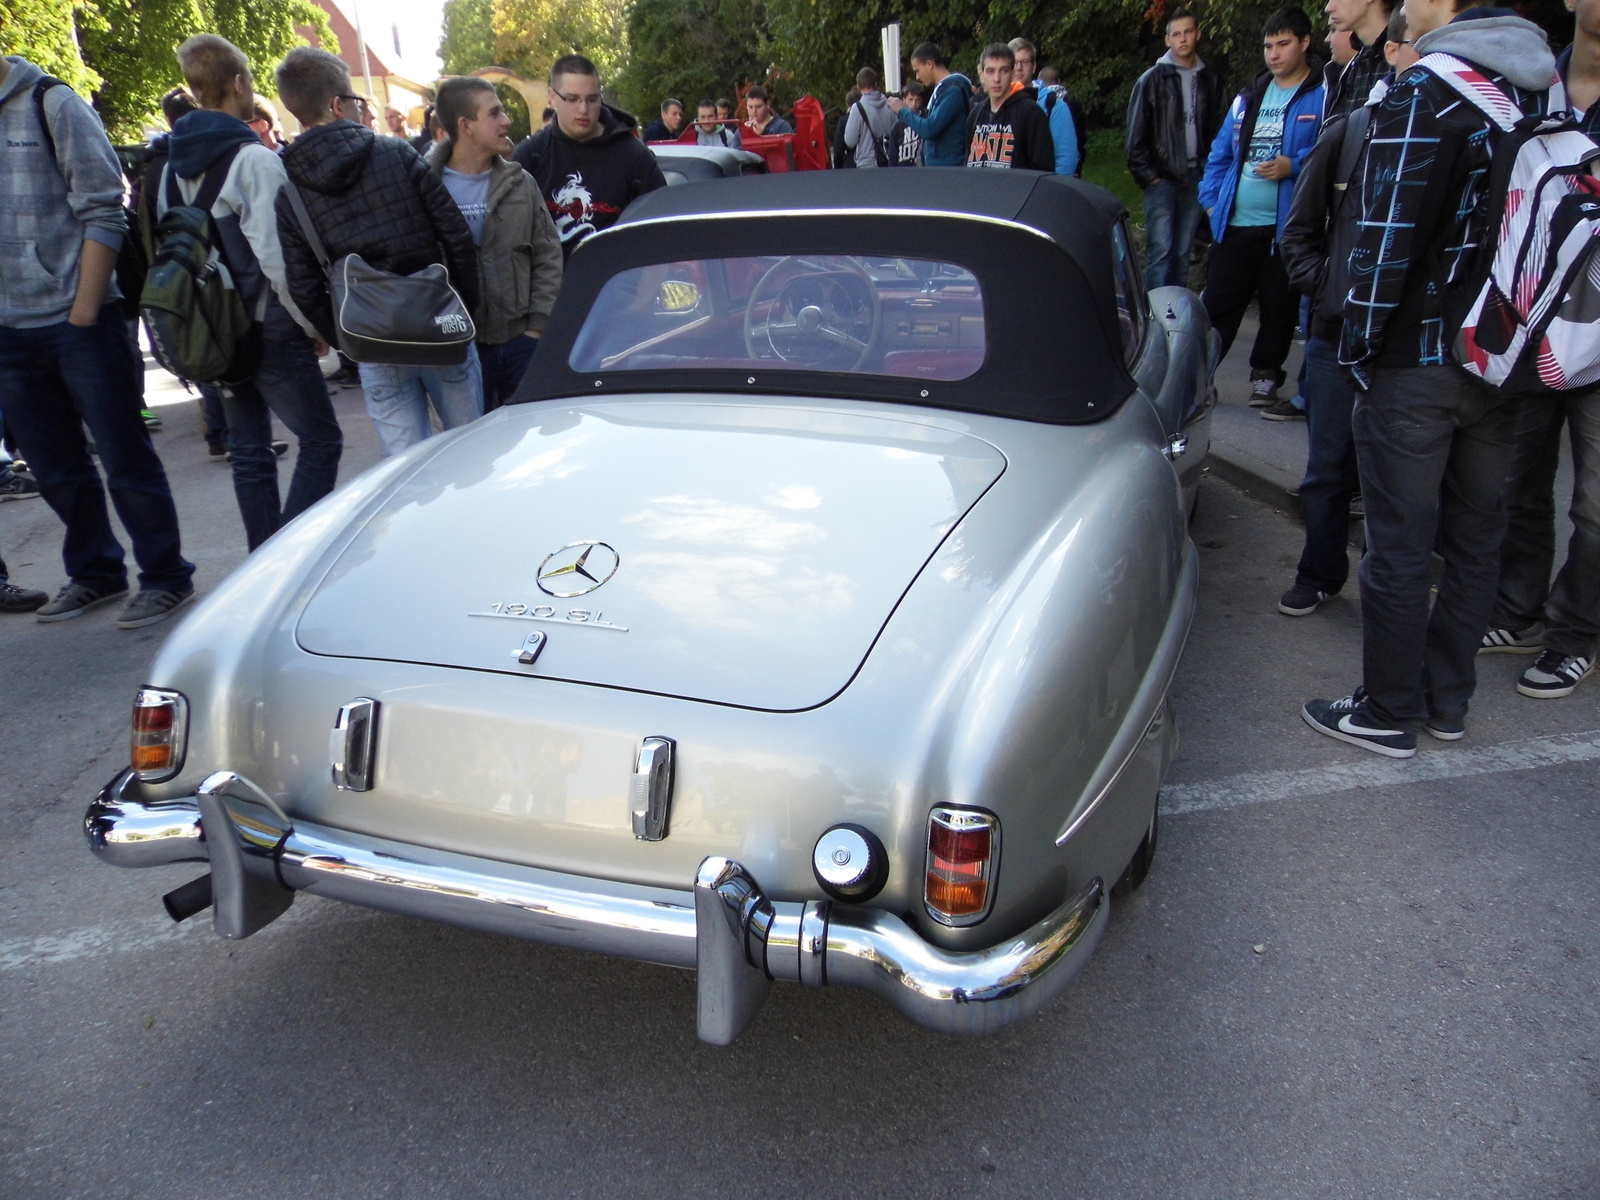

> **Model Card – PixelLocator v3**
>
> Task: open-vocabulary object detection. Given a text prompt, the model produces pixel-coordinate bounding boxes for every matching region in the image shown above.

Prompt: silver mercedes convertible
[86,171,1217,1044]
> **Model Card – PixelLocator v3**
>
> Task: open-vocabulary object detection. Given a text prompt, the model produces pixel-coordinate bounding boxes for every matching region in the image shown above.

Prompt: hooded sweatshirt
[161,109,316,342]
[1340,10,1557,383]
[512,105,668,257]
[844,91,898,167]
[894,71,973,166]
[0,57,127,328]
[965,87,1055,171]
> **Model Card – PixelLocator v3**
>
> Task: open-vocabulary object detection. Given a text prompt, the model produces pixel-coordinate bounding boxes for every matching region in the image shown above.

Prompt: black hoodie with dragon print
[512,104,667,258]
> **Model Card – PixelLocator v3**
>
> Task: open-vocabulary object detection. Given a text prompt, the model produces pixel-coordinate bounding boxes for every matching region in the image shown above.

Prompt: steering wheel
[743,256,881,371]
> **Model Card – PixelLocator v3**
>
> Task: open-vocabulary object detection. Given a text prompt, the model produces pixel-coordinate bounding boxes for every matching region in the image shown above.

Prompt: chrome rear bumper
[85,768,1107,1043]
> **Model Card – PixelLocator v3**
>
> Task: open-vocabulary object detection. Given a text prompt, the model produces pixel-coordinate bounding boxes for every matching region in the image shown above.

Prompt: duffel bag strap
[281,180,334,277]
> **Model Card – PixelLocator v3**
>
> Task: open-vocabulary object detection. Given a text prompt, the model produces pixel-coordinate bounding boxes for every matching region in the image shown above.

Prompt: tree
[492,0,629,83]
[613,0,770,116]
[0,0,101,93]
[67,0,336,142]
[440,0,497,75]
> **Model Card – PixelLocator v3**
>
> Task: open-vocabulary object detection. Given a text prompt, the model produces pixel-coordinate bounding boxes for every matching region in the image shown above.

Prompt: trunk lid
[295,398,1005,710]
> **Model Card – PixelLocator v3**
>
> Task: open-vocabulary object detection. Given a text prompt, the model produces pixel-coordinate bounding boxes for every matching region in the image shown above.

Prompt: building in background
[291,0,435,135]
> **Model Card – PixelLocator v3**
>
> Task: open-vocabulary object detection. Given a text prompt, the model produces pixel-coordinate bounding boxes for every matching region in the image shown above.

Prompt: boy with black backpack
[160,35,343,554]
[845,68,901,168]
[0,55,195,628]
[1301,0,1559,757]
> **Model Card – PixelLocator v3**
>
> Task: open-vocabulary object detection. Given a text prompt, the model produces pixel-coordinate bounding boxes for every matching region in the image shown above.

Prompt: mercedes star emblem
[537,541,619,598]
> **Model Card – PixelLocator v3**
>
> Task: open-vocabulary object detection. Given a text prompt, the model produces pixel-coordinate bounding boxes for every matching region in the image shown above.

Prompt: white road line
[1161,728,1600,817]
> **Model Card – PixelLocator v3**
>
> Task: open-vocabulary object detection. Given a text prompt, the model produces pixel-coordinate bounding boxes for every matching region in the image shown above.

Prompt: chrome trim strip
[85,773,1108,1043]
[1056,538,1199,845]
[592,208,1061,248]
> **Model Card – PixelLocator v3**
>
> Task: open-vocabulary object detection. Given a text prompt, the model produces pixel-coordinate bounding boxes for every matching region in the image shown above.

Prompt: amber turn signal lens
[131,688,188,782]
[924,806,999,926]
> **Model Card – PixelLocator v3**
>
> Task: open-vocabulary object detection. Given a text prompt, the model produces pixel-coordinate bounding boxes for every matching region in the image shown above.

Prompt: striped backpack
[1420,53,1600,393]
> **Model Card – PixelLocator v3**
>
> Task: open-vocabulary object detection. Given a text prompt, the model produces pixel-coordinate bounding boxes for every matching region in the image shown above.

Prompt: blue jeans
[1353,366,1521,728]
[1143,168,1204,291]
[0,305,192,592]
[358,346,483,456]
[1490,387,1600,659]
[200,383,226,444]
[477,336,537,411]
[1294,337,1360,594]
[223,335,344,552]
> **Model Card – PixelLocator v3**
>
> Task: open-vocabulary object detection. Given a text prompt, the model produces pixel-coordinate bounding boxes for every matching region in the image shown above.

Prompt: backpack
[140,149,262,386]
[31,77,148,318]
[854,102,901,167]
[1419,53,1600,393]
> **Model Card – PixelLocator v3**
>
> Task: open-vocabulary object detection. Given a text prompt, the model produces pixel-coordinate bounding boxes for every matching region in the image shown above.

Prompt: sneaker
[327,364,361,388]
[272,440,289,457]
[142,409,162,429]
[1479,624,1544,654]
[0,470,40,501]
[206,438,227,460]
[1302,689,1417,758]
[1279,583,1334,616]
[0,579,48,613]
[1260,398,1307,422]
[35,581,129,622]
[1248,370,1280,407]
[1424,714,1466,741]
[1516,650,1593,699]
[115,586,197,629]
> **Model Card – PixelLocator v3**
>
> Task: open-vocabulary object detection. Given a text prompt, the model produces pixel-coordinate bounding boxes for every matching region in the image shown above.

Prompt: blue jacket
[1036,85,1080,175]
[896,72,972,166]
[1199,70,1324,243]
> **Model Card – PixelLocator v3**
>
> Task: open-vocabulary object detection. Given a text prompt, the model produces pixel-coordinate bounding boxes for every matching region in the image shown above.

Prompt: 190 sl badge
[536,541,619,597]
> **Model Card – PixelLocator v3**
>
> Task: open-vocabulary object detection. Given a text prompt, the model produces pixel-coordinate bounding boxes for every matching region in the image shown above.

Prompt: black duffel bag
[281,180,475,366]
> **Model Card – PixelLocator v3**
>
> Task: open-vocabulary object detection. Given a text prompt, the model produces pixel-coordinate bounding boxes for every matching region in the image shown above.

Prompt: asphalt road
[1,373,1597,1199]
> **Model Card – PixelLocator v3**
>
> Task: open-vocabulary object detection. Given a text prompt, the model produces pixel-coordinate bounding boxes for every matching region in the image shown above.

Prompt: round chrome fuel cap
[812,824,888,901]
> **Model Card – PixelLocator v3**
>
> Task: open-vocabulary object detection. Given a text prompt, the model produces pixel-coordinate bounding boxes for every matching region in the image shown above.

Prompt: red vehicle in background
[649,95,829,172]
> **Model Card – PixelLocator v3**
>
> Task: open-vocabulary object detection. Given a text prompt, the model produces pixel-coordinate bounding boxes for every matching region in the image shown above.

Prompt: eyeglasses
[550,87,603,109]
[335,93,368,112]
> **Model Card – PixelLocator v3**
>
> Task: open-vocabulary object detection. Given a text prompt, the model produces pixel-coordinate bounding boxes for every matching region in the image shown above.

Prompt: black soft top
[513,170,1137,425]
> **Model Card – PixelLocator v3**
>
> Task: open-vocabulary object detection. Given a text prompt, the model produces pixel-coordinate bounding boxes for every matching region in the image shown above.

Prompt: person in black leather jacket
[273,47,483,457]
[1125,7,1226,290]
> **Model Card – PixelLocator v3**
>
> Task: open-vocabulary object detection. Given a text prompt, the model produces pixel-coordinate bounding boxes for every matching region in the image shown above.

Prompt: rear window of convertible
[568,255,986,382]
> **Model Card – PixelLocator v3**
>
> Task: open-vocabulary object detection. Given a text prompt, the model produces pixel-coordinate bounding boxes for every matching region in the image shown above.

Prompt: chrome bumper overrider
[85,768,1108,1043]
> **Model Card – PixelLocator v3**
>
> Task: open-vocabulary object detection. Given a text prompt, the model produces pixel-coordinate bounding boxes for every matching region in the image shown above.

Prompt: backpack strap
[857,102,889,167]
[165,144,245,220]
[30,76,70,164]
[279,179,333,277]
[1334,105,1373,193]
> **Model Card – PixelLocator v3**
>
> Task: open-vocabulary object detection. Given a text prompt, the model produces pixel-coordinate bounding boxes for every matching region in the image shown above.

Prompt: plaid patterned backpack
[1421,53,1600,393]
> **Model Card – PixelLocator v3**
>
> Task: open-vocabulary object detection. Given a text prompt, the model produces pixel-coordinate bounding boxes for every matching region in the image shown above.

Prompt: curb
[1205,443,1301,515]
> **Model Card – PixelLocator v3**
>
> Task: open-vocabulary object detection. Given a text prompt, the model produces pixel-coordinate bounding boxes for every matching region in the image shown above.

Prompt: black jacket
[1279,108,1371,341]
[1125,58,1226,188]
[512,106,666,258]
[1321,33,1390,123]
[275,120,479,346]
[964,89,1055,171]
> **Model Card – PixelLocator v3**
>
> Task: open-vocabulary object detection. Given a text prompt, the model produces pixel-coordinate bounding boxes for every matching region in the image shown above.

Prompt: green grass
[1080,128,1144,227]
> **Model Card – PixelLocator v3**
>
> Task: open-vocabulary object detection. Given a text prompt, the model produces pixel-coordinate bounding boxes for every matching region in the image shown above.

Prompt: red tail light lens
[925,807,999,926]
[131,688,188,781]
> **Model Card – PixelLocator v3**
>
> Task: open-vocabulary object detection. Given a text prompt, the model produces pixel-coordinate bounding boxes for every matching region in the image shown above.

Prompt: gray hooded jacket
[0,57,126,328]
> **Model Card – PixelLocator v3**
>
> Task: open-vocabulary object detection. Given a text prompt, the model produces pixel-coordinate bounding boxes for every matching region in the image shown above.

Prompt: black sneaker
[1480,624,1543,654]
[1279,583,1334,616]
[35,581,129,622]
[1248,370,1280,407]
[115,586,197,629]
[206,438,227,460]
[1424,714,1466,741]
[1260,398,1307,422]
[1302,689,1417,758]
[0,579,48,613]
[1516,650,1593,699]
[0,470,40,501]
[272,440,289,457]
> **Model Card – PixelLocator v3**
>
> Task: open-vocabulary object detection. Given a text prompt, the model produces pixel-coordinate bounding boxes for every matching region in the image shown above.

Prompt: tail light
[131,688,188,782]
[924,806,999,926]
